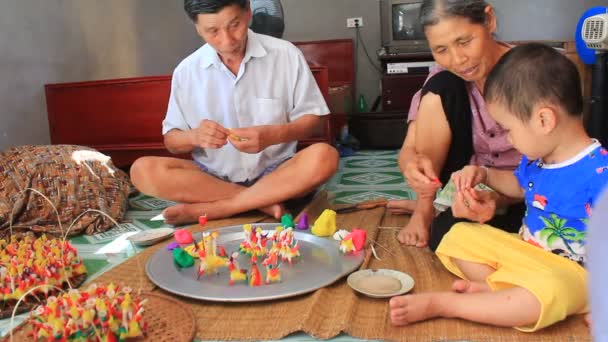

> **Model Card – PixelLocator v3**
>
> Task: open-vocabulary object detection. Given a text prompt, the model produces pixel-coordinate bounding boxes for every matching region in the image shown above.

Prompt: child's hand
[451,166,488,191]
[452,188,497,224]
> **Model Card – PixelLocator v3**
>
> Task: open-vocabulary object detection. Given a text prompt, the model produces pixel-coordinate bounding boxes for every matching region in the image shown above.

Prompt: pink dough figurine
[174,229,193,244]
[339,229,367,254]
[348,229,367,251]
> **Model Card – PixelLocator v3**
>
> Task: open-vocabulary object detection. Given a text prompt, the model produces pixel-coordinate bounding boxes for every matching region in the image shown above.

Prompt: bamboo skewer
[377,226,402,231]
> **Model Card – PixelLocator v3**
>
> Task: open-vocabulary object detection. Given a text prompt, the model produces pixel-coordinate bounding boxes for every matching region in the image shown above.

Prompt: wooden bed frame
[46,66,329,168]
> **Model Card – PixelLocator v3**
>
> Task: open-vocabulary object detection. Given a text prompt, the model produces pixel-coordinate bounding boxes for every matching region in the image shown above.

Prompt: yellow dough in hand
[311,209,337,237]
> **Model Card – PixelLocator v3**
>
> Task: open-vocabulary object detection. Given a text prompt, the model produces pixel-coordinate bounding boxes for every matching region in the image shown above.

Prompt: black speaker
[588,52,608,146]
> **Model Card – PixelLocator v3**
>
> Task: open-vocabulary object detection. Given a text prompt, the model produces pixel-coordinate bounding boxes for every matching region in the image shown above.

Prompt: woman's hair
[184,0,248,22]
[419,0,490,28]
[484,43,583,121]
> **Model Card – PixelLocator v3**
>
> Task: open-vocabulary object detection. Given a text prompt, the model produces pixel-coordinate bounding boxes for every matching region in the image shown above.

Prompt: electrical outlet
[347,17,363,28]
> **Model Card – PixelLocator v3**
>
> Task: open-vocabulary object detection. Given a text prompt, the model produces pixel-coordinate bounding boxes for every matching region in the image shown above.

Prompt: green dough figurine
[173,247,194,268]
[281,213,294,228]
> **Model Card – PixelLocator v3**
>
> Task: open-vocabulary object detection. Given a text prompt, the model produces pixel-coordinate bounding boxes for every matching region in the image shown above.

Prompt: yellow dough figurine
[311,209,337,237]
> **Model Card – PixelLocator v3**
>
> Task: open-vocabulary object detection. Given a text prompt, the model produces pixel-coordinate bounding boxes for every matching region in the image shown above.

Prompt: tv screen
[392,3,425,41]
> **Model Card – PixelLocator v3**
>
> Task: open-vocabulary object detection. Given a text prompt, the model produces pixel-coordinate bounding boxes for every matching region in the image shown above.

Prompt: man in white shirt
[130,0,338,225]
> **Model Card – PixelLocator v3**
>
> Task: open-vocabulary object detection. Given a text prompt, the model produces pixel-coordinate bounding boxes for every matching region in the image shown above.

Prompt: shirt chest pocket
[249,98,287,126]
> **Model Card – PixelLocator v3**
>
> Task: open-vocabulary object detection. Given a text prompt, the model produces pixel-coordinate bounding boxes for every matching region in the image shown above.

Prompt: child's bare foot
[397,204,434,247]
[389,293,441,326]
[585,313,591,328]
[386,199,417,215]
[451,279,490,294]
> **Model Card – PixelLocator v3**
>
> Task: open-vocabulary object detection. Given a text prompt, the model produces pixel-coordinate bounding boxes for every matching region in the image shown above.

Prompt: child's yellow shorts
[436,222,588,332]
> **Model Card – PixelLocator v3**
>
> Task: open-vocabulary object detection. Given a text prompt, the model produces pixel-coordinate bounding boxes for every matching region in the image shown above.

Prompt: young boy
[389,43,608,331]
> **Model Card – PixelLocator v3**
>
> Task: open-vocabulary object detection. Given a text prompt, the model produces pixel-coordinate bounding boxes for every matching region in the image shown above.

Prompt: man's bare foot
[162,203,219,225]
[397,204,434,247]
[163,201,285,225]
[389,293,441,326]
[386,199,417,215]
[451,279,490,294]
[259,203,285,219]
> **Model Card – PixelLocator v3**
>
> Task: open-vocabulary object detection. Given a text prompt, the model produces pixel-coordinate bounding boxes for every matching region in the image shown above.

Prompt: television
[380,0,430,54]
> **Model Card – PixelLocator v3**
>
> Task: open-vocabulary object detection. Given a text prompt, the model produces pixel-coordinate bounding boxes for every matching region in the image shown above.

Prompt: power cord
[355,23,383,74]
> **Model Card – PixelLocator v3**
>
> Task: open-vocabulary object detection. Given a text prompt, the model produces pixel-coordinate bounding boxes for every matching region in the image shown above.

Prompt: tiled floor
[0,150,411,339]
[324,150,415,204]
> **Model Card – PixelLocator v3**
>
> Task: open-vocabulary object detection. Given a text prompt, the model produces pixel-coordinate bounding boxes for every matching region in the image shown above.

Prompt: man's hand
[404,153,442,199]
[189,120,230,149]
[452,188,498,224]
[228,125,274,154]
[451,165,488,191]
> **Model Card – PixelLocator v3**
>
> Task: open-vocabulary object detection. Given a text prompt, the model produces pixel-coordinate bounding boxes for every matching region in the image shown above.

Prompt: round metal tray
[146,223,365,302]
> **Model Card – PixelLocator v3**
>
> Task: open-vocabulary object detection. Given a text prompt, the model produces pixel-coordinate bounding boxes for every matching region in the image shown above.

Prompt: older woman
[387,0,525,250]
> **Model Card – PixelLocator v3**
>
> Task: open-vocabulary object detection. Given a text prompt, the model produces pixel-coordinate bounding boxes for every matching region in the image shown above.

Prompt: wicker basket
[3,292,196,342]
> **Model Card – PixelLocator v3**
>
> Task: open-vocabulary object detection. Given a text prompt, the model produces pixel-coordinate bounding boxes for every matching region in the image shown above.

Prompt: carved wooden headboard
[293,38,354,89]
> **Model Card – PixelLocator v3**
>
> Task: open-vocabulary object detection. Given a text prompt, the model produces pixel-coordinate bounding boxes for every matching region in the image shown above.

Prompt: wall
[1,0,606,149]
[283,0,383,113]
[495,0,608,41]
[0,0,201,150]
[282,0,608,115]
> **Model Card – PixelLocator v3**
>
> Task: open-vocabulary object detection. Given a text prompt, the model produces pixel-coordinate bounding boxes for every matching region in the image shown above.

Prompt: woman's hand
[451,165,488,191]
[189,119,230,149]
[452,188,497,224]
[404,153,442,199]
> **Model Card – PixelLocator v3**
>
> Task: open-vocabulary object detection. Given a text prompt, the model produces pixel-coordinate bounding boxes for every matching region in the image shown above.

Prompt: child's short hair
[484,43,583,121]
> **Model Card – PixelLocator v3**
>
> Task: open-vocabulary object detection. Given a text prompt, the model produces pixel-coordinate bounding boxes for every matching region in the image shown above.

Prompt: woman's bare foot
[451,279,490,294]
[397,202,434,247]
[386,199,417,215]
[389,293,442,326]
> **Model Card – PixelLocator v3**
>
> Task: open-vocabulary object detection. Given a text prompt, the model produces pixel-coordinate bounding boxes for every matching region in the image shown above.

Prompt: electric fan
[249,0,285,38]
[576,7,608,146]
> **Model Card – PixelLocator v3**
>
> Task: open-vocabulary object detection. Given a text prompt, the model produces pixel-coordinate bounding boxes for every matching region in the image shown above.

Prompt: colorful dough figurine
[278,228,301,265]
[196,232,229,277]
[262,251,281,284]
[0,234,87,315]
[24,283,147,341]
[228,252,248,285]
[249,262,262,287]
[339,229,367,254]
